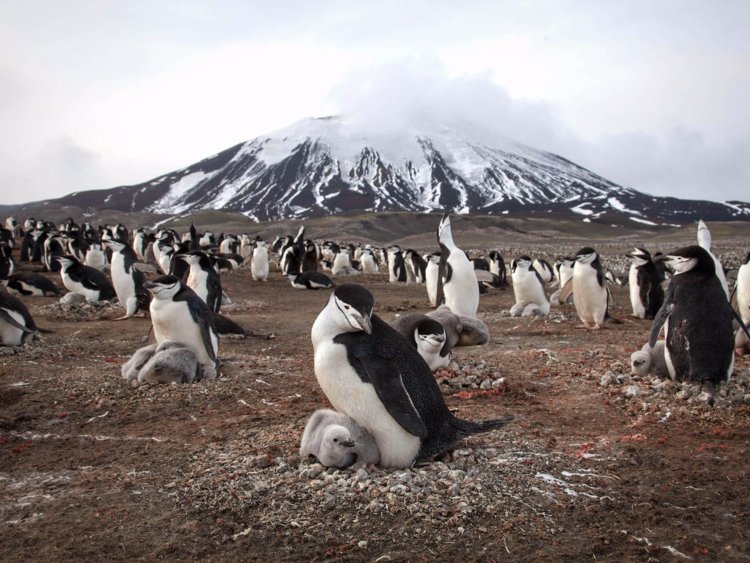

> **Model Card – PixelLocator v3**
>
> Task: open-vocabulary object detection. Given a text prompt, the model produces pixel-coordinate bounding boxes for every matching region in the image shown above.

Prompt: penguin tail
[604,312,623,324]
[452,414,514,436]
[37,327,53,334]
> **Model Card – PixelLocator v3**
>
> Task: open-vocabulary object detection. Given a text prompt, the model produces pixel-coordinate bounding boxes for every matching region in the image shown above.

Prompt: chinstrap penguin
[0,291,40,346]
[648,246,750,400]
[2,272,60,296]
[56,254,116,303]
[311,284,510,468]
[510,256,550,317]
[143,275,219,379]
[436,212,479,318]
[626,248,664,319]
[289,271,335,290]
[390,314,451,372]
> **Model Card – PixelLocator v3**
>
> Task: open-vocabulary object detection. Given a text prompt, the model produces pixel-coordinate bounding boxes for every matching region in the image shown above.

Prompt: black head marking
[333,284,374,317]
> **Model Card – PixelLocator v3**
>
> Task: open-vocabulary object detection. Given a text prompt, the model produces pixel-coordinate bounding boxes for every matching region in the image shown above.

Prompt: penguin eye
[333,438,338,443]
[344,305,351,310]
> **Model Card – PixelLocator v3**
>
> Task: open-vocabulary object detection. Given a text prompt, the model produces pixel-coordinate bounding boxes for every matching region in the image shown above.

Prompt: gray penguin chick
[630,341,668,378]
[300,409,380,468]
[121,343,158,381]
[428,304,490,347]
[137,340,200,384]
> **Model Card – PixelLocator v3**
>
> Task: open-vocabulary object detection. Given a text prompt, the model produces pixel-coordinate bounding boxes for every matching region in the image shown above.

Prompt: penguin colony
[1,213,749,467]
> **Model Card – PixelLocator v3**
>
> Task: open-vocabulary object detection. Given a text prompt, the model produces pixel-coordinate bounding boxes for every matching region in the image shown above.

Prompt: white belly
[425,264,438,306]
[0,308,26,346]
[187,267,209,304]
[111,255,135,304]
[313,340,421,468]
[361,255,378,274]
[736,264,750,324]
[512,270,550,314]
[251,250,269,281]
[444,256,479,317]
[628,266,646,318]
[573,268,607,323]
[150,300,216,367]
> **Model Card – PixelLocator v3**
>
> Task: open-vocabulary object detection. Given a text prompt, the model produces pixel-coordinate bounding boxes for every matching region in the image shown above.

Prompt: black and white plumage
[387,246,407,283]
[735,251,750,327]
[510,256,549,317]
[289,271,335,290]
[626,248,664,320]
[359,247,380,274]
[177,251,222,314]
[648,245,750,397]
[2,272,60,296]
[488,251,508,286]
[404,249,427,284]
[390,314,451,372]
[0,291,39,346]
[424,252,441,306]
[143,275,219,378]
[105,239,150,319]
[311,284,510,468]
[436,212,479,318]
[251,241,270,281]
[0,244,15,280]
[532,258,554,285]
[56,254,115,303]
[569,247,609,329]
[300,408,380,468]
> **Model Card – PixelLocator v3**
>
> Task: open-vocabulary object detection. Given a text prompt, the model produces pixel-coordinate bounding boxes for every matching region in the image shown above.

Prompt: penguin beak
[340,439,355,448]
[142,281,157,290]
[355,313,372,335]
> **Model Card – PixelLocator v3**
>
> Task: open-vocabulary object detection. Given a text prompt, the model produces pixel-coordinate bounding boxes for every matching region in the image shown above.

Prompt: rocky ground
[1,243,750,561]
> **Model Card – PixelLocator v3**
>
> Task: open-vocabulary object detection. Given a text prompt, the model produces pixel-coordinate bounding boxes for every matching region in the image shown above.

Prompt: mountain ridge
[10,116,750,224]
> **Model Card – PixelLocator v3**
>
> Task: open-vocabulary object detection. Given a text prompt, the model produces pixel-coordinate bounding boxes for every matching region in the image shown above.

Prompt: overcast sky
[2,0,748,205]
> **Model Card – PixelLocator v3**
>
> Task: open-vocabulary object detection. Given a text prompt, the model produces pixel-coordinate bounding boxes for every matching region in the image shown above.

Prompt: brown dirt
[2,254,750,561]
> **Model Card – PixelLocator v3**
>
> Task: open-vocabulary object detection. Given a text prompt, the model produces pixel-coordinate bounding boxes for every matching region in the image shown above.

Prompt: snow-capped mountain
[51,116,750,223]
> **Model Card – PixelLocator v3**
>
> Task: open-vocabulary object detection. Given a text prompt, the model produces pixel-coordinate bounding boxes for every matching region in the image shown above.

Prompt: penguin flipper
[177,289,218,365]
[0,309,36,333]
[358,356,428,439]
[558,279,574,304]
[336,333,428,439]
[730,308,750,342]
[648,287,675,347]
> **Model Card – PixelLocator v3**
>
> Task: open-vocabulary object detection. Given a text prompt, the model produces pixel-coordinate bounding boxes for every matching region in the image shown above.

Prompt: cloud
[33,137,107,201]
[326,60,750,202]
[325,60,567,149]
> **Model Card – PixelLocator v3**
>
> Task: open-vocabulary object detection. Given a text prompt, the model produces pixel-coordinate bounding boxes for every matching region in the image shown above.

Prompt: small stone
[480,379,492,390]
[623,385,639,398]
[358,541,368,549]
[600,372,615,387]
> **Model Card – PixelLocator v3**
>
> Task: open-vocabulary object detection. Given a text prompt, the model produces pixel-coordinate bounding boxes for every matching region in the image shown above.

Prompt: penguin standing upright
[56,255,115,303]
[735,252,750,354]
[436,212,479,318]
[570,247,609,329]
[626,248,664,319]
[697,220,729,299]
[736,252,750,326]
[649,246,750,399]
[488,251,507,286]
[143,275,218,379]
[359,247,380,274]
[105,239,150,319]
[311,284,511,468]
[302,240,319,272]
[0,292,40,346]
[177,251,222,314]
[424,253,441,306]
[532,258,554,285]
[387,246,407,283]
[84,241,109,273]
[251,241,270,281]
[404,250,427,284]
[509,256,550,317]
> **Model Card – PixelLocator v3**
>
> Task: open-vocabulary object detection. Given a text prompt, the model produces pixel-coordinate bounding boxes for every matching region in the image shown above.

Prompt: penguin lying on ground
[2,272,60,296]
[289,271,335,290]
[55,255,116,303]
[300,408,380,468]
[630,341,668,378]
[390,314,451,372]
[311,284,511,468]
[0,291,40,346]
